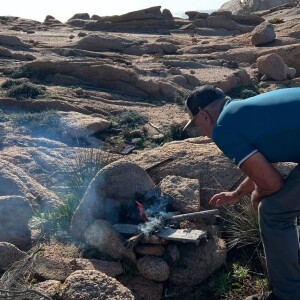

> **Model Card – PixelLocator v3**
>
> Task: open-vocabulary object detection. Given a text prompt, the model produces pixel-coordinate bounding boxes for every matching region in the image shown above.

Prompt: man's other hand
[209,191,242,207]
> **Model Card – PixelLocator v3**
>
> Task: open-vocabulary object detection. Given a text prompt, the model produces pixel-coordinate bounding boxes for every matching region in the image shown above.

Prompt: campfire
[113,191,219,248]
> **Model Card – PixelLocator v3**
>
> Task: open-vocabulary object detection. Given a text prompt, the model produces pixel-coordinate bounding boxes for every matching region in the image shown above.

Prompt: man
[183,85,300,300]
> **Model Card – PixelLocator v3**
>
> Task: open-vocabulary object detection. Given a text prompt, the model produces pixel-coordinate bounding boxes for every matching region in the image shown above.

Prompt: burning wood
[116,209,219,247]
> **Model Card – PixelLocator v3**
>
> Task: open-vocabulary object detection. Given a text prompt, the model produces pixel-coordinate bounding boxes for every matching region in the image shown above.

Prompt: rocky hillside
[0,2,299,300]
[220,0,297,14]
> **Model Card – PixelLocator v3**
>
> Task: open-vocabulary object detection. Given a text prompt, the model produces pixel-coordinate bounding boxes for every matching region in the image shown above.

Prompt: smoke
[138,193,172,237]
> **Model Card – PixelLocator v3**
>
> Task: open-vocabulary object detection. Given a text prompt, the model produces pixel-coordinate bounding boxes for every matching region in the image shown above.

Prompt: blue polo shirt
[212,88,300,167]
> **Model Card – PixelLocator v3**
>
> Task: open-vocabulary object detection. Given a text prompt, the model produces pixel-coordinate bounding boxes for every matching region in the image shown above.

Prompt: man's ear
[199,110,211,122]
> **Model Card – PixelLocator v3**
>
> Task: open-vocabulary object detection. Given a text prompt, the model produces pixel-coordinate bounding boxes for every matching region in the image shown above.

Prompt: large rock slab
[0,196,33,249]
[220,0,295,15]
[58,111,110,143]
[76,34,178,55]
[60,270,135,300]
[83,6,176,32]
[0,158,62,210]
[207,15,254,33]
[0,34,31,49]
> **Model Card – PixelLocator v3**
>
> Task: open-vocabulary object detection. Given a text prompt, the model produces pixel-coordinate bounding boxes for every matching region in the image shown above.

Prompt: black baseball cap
[183,85,226,131]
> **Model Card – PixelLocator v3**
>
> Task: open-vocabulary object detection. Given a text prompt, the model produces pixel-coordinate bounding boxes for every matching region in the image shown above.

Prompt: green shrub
[62,148,111,197]
[111,110,148,129]
[7,82,45,99]
[1,78,28,89]
[269,18,284,24]
[30,149,112,238]
[227,85,259,99]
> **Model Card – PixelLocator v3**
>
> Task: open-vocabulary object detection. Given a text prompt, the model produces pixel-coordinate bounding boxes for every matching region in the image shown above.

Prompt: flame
[136,200,149,222]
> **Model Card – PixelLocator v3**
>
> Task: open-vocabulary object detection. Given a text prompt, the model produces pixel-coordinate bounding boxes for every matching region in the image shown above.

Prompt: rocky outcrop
[220,0,296,15]
[0,159,62,210]
[18,59,186,100]
[76,34,178,55]
[0,34,31,49]
[60,270,135,300]
[82,6,176,33]
[70,161,155,240]
[207,15,254,33]
[0,196,32,249]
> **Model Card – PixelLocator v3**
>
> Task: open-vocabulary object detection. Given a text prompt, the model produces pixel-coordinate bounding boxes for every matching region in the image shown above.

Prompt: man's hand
[209,191,242,207]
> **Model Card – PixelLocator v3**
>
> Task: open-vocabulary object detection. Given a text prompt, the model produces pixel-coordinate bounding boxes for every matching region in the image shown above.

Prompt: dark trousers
[259,164,300,300]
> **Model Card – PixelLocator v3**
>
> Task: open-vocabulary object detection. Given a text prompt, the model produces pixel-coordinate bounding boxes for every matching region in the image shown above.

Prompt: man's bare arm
[209,153,283,210]
[240,152,284,212]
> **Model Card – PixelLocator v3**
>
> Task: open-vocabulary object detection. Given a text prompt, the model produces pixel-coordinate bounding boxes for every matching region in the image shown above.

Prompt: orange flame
[136,200,149,222]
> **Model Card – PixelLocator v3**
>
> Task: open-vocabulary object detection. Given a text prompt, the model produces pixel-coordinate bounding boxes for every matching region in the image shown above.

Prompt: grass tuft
[269,18,284,24]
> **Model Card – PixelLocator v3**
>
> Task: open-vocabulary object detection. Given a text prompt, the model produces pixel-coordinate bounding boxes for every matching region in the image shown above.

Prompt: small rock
[168,67,182,75]
[131,137,144,145]
[151,134,164,142]
[286,66,296,79]
[251,21,276,46]
[61,270,135,300]
[78,32,87,37]
[137,256,169,281]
